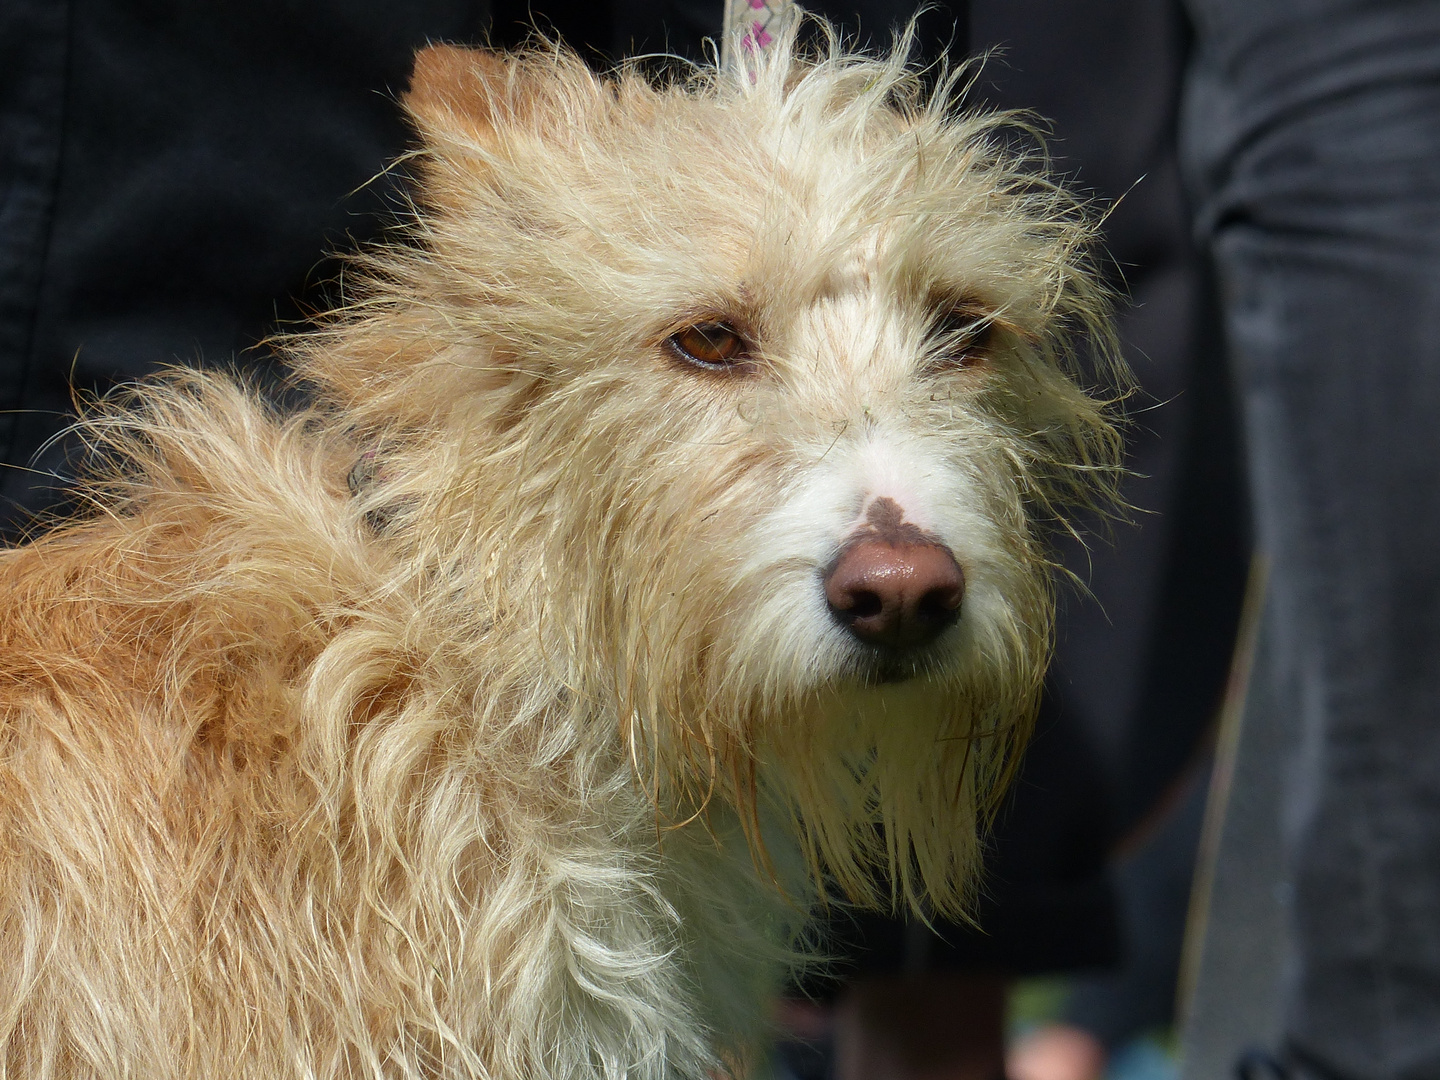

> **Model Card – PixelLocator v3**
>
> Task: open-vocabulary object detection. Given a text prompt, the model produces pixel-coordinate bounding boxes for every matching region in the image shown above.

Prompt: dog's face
[302,40,1120,914]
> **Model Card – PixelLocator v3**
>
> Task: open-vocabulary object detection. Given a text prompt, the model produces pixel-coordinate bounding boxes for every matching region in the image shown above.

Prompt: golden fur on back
[0,27,1121,1080]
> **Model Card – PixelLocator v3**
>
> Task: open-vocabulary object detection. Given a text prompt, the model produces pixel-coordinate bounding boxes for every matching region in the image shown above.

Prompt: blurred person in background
[1181,2,1440,1078]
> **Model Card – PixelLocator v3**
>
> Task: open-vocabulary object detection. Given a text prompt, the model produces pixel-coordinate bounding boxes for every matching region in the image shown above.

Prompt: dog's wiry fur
[0,27,1121,1080]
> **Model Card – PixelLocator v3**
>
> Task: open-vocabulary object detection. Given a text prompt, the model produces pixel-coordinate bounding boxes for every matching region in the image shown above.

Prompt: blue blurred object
[1108,1035,1179,1080]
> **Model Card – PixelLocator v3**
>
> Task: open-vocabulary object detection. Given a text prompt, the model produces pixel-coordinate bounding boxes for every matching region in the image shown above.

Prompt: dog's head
[297,30,1122,916]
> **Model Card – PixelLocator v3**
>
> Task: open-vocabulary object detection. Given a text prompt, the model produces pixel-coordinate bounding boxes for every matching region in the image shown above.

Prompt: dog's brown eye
[668,323,748,369]
[931,308,994,371]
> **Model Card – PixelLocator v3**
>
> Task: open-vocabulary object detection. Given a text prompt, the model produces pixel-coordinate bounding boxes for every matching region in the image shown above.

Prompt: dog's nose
[824,537,966,649]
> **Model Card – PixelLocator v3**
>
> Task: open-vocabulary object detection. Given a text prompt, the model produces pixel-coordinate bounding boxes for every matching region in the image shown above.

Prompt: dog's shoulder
[0,369,385,727]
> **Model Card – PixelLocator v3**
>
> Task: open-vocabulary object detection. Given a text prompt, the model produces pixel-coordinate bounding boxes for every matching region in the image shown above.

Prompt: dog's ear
[405,45,508,144]
[404,44,595,147]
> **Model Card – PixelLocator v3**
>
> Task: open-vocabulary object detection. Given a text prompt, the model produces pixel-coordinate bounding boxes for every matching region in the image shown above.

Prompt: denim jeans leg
[1183,3,1440,1077]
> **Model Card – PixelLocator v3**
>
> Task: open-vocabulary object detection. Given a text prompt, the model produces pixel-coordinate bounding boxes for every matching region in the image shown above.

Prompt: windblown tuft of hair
[0,21,1123,1080]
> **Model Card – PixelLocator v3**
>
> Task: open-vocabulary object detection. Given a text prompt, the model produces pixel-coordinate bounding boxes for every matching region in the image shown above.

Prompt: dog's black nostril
[846,590,884,620]
[918,584,964,625]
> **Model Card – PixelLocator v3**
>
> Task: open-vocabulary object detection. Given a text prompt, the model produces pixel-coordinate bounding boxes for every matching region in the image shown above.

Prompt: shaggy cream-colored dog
[0,28,1119,1080]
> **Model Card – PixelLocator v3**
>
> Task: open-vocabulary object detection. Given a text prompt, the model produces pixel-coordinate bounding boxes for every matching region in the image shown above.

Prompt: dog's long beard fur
[0,23,1121,1080]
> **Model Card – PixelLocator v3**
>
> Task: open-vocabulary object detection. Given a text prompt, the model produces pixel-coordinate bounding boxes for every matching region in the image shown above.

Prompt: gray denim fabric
[1182,3,1440,1077]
